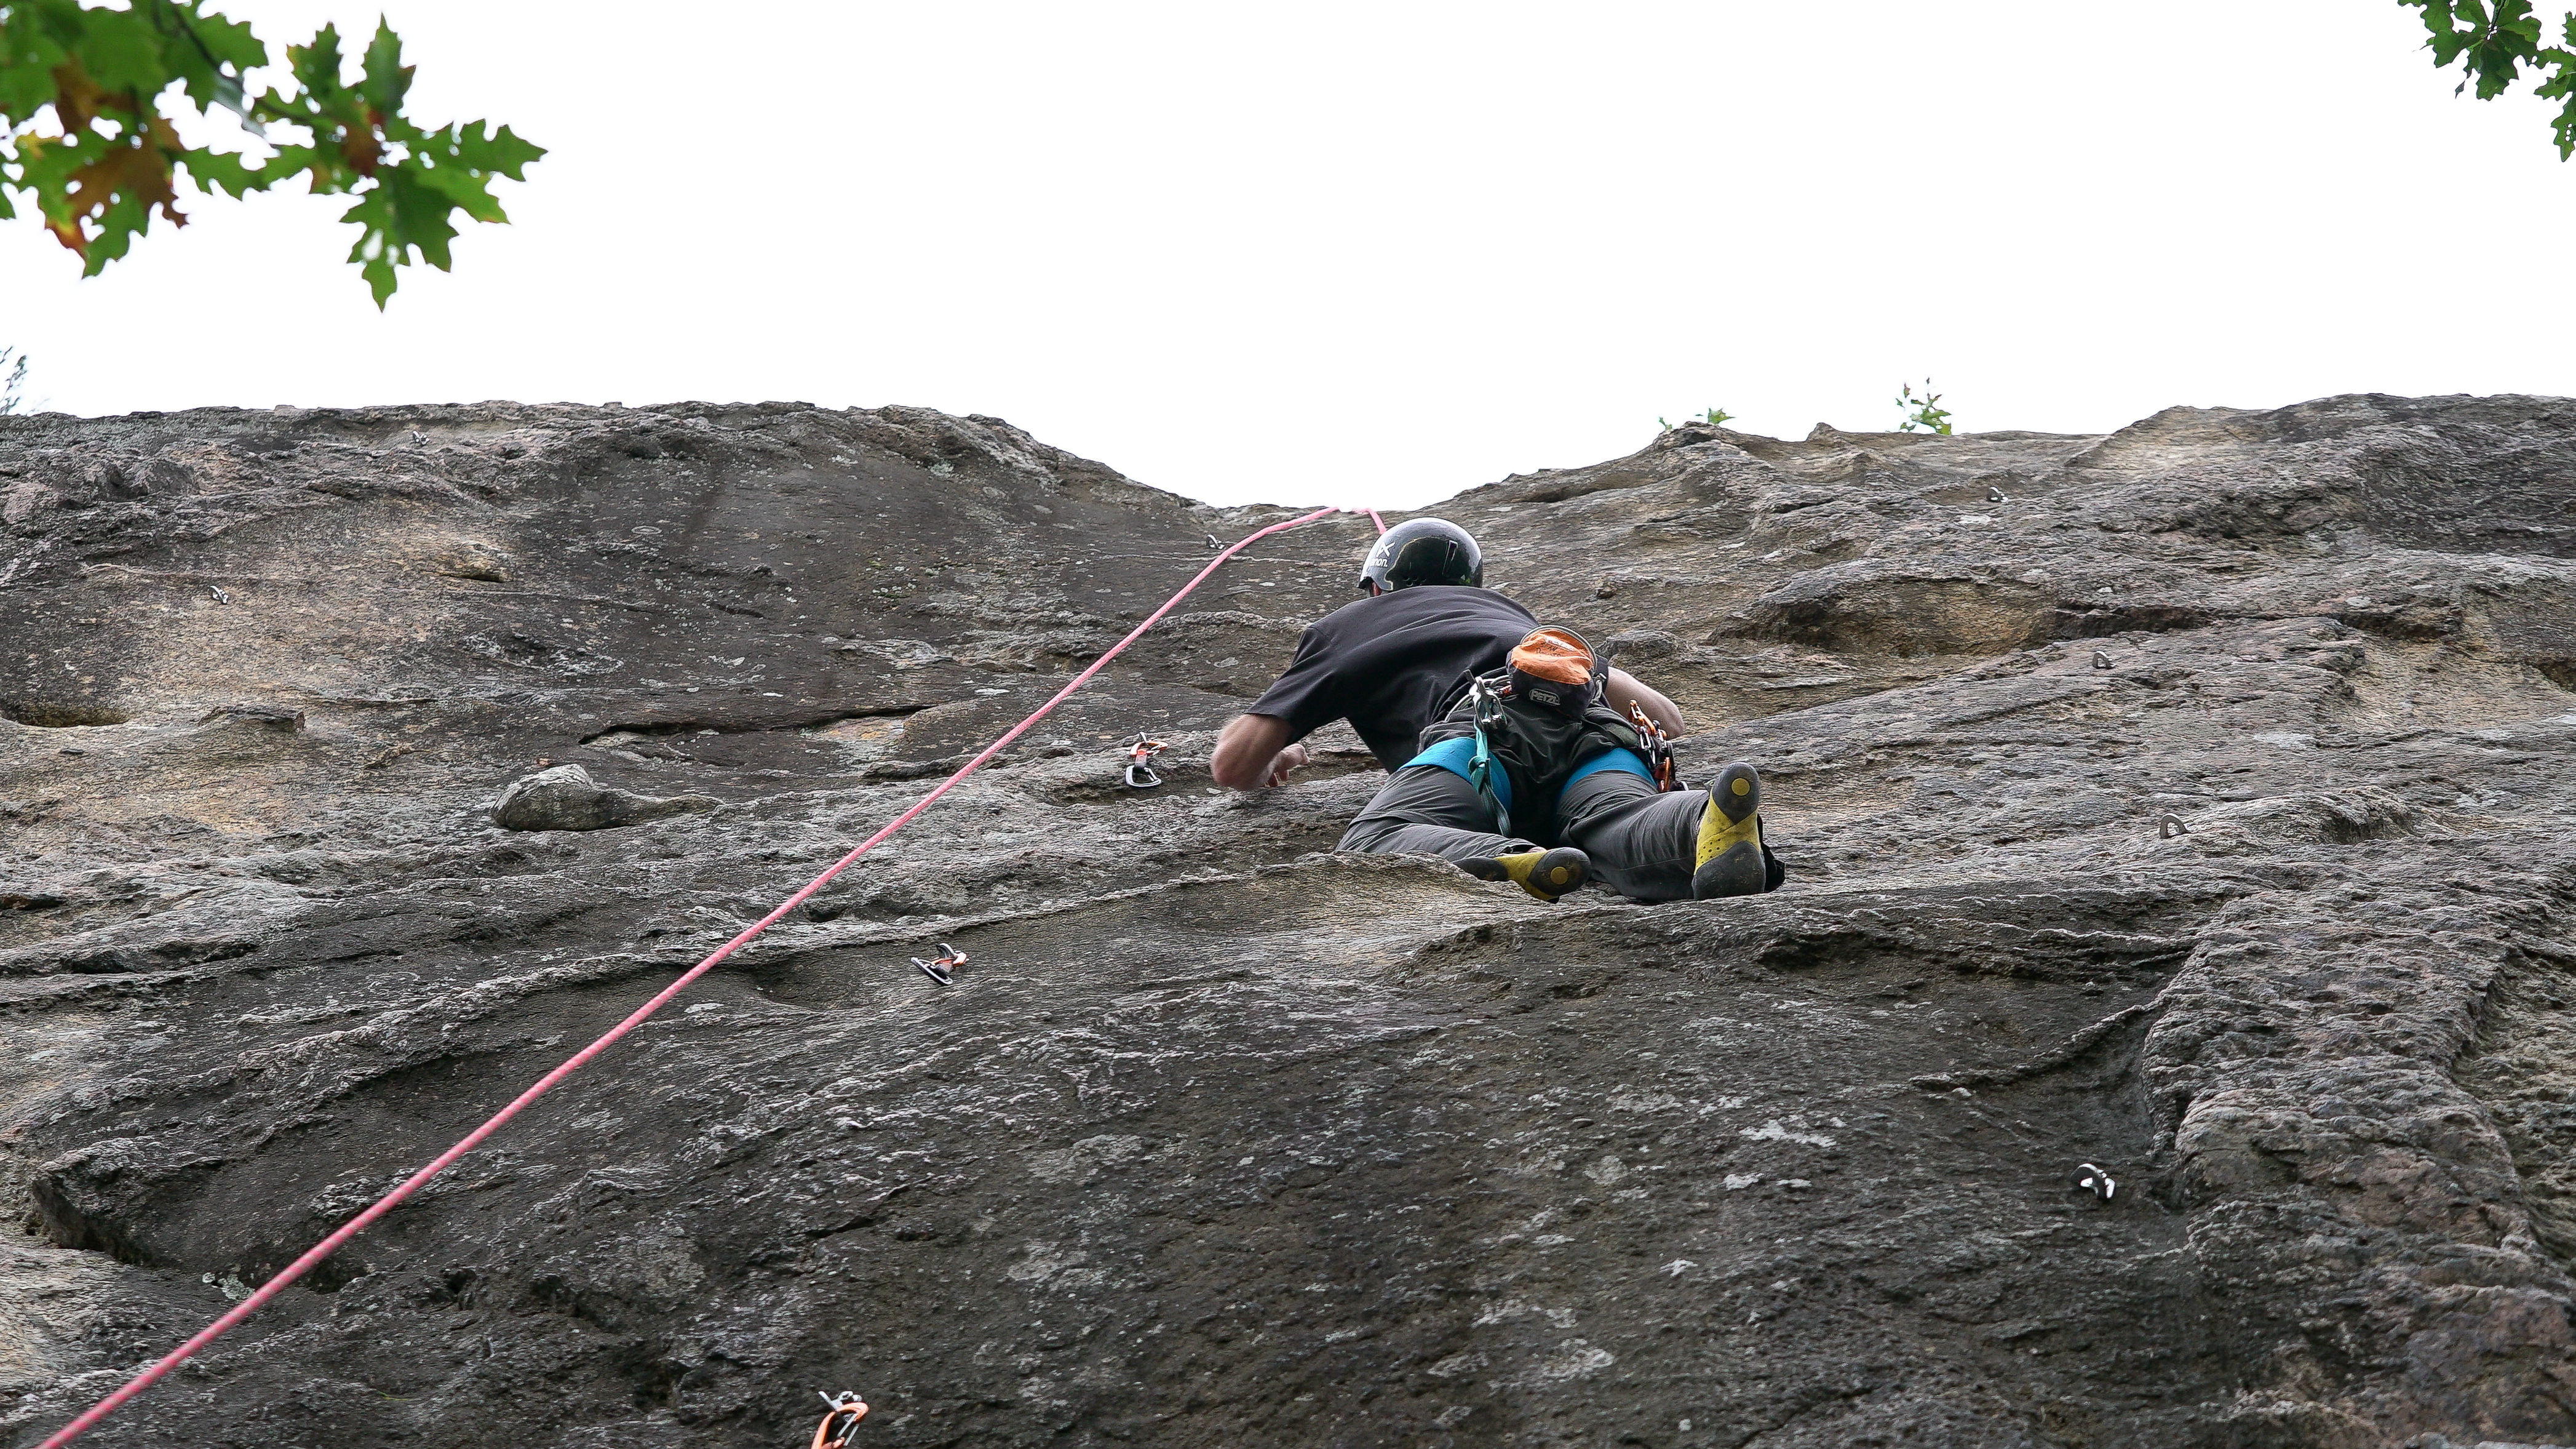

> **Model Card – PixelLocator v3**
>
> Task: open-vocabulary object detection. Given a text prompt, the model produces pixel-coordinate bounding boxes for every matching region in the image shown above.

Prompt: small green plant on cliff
[1658,407,1735,431]
[1,2,543,305]
[0,346,24,415]
[1896,378,1953,435]
[2403,0,2576,158]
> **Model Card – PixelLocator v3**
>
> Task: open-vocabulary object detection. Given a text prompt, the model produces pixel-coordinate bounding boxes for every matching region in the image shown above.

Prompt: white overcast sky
[7,2,2574,507]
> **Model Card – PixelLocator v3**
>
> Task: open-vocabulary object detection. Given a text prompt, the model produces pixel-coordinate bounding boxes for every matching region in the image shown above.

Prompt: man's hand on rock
[1264,744,1310,788]
[1211,712,1299,791]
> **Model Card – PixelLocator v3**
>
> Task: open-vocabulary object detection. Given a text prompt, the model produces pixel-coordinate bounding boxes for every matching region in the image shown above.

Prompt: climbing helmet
[1359,518,1482,594]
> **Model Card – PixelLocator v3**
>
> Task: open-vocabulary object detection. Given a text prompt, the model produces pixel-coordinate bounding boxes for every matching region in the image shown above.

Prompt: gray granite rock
[0,394,2571,1448]
[490,764,717,831]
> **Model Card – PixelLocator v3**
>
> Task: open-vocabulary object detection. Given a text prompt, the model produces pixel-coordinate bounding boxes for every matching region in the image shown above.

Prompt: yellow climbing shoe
[1460,845,1591,902]
[1691,761,1768,900]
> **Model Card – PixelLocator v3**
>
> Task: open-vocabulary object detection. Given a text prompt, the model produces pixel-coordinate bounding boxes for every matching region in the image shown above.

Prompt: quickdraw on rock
[1124,733,1168,789]
[813,1391,869,1448]
[912,943,965,986]
[2073,1162,2117,1202]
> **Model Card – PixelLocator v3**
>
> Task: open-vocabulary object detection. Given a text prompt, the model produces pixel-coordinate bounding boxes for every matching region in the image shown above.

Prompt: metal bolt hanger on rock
[912,943,966,987]
[1124,732,1168,789]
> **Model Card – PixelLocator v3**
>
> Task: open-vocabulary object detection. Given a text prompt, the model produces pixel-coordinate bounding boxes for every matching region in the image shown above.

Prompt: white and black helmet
[1359,518,1482,594]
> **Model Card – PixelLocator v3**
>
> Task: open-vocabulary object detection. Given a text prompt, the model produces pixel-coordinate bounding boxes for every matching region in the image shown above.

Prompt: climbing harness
[1447,628,1674,841]
[912,943,966,987]
[1124,733,1168,789]
[34,501,1384,1449]
[813,1391,869,1448]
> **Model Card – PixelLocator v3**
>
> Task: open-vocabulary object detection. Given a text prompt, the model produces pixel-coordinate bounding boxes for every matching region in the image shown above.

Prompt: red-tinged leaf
[46,53,108,130]
[338,122,382,175]
[51,119,188,261]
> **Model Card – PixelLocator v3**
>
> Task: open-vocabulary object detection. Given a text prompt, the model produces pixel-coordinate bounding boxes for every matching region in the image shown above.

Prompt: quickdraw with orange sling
[813,1391,869,1448]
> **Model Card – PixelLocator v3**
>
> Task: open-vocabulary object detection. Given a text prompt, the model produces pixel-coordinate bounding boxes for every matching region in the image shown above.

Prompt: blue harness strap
[1405,735,1510,813]
[1402,741,1655,811]
[1563,747,1655,789]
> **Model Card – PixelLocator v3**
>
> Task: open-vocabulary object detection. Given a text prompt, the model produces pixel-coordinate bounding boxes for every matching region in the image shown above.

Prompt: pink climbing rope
[1366,508,1387,534]
[37,505,1362,1448]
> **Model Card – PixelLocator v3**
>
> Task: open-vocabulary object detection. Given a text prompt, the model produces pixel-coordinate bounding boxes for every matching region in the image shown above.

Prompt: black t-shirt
[1247,585,1538,769]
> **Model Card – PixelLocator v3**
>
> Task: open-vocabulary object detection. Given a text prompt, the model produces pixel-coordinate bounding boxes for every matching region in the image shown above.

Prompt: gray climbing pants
[1336,764,1708,902]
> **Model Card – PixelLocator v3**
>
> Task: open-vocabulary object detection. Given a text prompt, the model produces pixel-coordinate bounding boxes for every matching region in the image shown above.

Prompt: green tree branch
[1,1,541,305]
[2401,0,2576,158]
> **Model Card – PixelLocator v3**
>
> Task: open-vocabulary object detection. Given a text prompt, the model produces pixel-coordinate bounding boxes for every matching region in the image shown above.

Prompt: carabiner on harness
[1627,701,1680,792]
[1465,676,1513,835]
[814,1391,870,1448]
[1124,733,1169,789]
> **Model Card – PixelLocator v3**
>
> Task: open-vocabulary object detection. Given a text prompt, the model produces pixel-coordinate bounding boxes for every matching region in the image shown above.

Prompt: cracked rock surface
[1,394,2573,1448]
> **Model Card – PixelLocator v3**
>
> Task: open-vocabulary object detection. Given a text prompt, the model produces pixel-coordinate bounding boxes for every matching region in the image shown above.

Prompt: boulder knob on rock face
[194,704,304,732]
[490,763,718,832]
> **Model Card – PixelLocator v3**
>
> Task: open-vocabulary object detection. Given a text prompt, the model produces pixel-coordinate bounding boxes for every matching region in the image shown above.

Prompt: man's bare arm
[1210,713,1309,790]
[1605,668,1686,735]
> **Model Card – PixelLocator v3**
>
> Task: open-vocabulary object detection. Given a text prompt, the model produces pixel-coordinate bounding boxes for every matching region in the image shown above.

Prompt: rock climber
[1209,518,1781,903]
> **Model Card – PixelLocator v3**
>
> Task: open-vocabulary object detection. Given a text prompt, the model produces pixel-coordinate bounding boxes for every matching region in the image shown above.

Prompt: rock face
[0,395,2572,1449]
